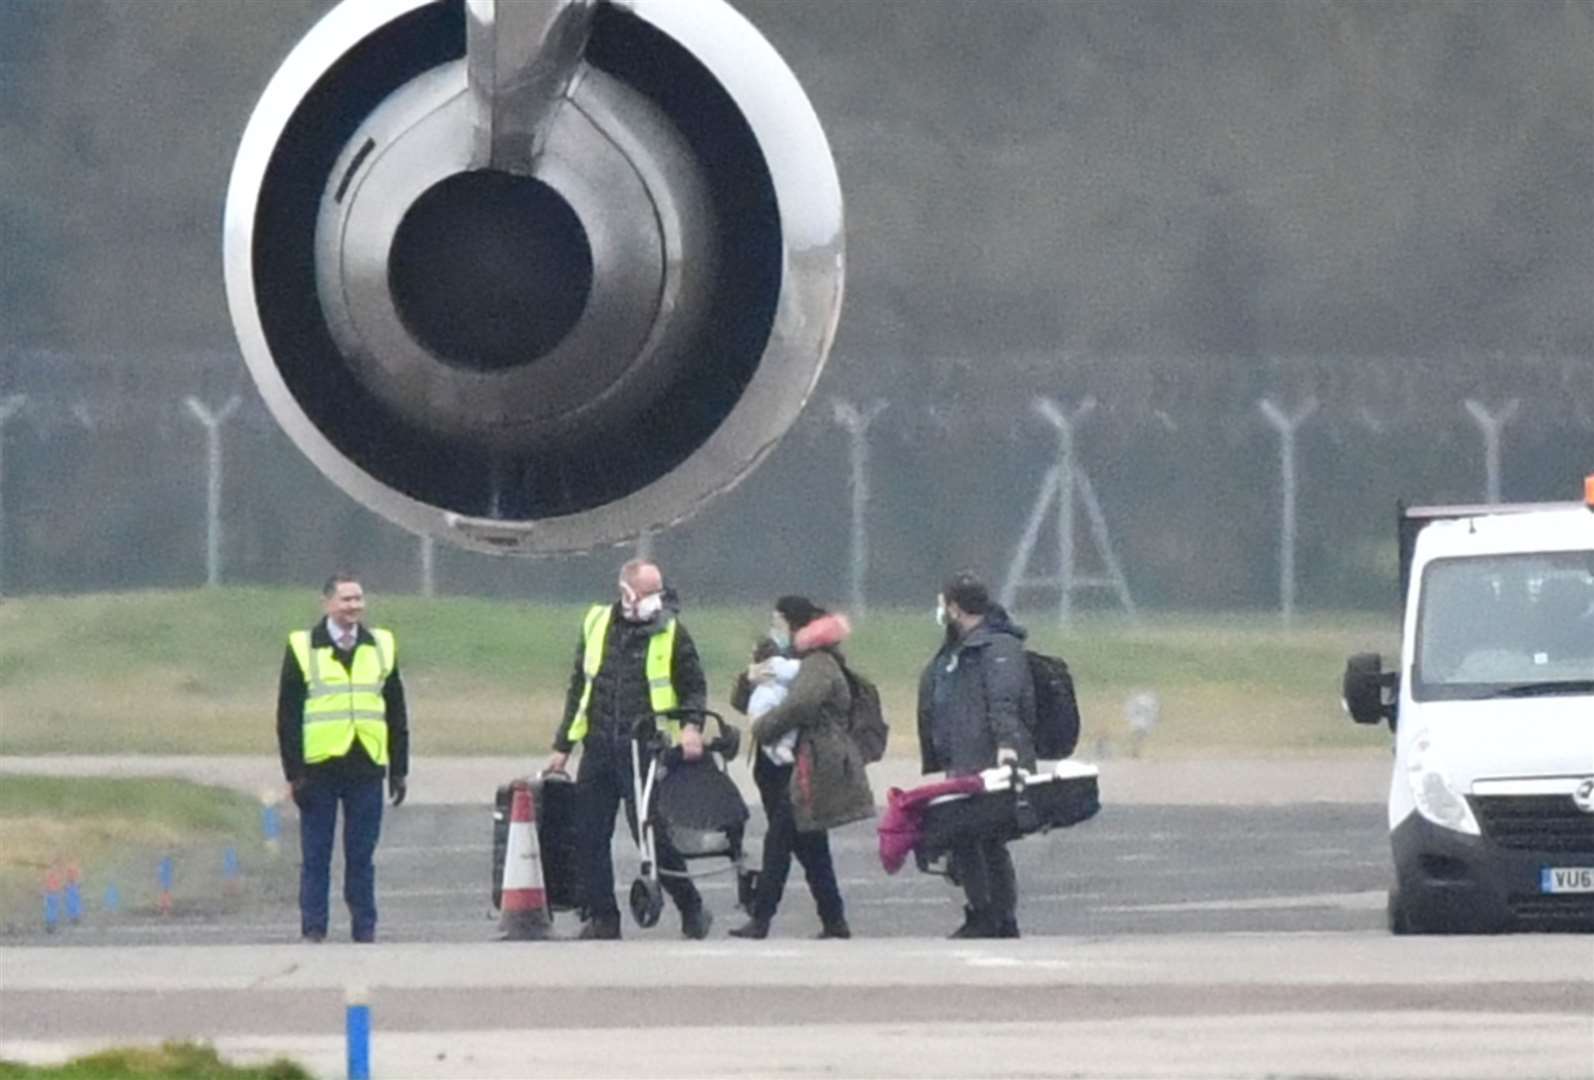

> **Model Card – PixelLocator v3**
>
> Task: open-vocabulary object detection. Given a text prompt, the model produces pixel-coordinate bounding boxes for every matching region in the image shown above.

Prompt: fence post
[1258,396,1319,625]
[832,398,887,619]
[419,534,436,597]
[0,395,25,596]
[1462,398,1519,505]
[183,395,242,588]
[1035,397,1094,624]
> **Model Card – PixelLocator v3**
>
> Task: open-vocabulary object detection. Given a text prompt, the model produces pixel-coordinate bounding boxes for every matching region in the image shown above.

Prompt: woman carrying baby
[728,595,873,939]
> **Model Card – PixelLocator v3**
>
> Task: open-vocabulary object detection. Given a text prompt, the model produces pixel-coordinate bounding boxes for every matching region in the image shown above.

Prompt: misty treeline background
[1,0,1590,613]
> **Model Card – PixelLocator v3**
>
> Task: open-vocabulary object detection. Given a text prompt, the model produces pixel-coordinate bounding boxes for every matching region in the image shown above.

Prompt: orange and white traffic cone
[499,780,551,940]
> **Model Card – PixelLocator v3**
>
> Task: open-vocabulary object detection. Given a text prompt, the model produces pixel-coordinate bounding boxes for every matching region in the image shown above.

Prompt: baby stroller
[627,707,751,928]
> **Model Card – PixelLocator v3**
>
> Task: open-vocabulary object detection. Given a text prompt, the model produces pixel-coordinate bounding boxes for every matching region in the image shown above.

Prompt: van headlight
[1406,731,1480,835]
[1411,770,1481,835]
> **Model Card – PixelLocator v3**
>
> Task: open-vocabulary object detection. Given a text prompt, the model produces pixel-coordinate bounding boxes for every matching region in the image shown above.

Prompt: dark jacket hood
[960,604,1027,649]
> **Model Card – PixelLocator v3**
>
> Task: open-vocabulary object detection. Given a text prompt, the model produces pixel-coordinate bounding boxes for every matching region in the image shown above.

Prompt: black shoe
[728,917,770,940]
[681,907,714,940]
[948,906,999,939]
[578,914,621,940]
[816,920,851,940]
[997,916,1020,939]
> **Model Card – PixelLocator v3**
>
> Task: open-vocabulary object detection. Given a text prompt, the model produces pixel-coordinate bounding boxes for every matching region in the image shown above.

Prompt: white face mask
[934,595,948,628]
[633,593,663,621]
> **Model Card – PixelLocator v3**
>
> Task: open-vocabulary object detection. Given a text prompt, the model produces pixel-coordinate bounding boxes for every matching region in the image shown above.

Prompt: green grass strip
[0,1042,310,1079]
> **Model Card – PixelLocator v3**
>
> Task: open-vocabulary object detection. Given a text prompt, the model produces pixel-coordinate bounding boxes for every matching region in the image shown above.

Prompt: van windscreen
[1413,552,1594,702]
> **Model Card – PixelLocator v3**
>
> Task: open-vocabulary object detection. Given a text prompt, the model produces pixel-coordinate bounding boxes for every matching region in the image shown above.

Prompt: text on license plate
[1540,867,1594,893]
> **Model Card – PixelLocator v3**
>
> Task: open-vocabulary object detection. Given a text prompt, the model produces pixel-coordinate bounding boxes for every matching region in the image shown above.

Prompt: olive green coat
[750,649,876,832]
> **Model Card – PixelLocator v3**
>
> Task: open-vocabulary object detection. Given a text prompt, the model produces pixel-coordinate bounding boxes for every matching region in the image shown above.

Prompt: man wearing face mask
[917,572,1037,938]
[548,559,712,940]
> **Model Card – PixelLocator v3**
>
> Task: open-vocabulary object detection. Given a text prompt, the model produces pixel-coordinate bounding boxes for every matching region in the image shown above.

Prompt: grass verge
[0,588,1400,757]
[0,1042,310,1079]
[0,777,287,932]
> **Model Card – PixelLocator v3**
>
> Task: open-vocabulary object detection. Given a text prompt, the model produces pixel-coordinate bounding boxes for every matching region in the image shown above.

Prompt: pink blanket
[876,775,984,874]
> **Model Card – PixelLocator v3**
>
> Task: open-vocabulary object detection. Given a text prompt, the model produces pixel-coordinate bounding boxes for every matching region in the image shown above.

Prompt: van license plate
[1540,868,1594,893]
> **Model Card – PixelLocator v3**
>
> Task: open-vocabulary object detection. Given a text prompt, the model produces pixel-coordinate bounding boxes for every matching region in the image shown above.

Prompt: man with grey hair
[548,560,713,939]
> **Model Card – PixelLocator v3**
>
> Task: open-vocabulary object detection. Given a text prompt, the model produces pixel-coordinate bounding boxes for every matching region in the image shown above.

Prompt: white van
[1343,478,1594,933]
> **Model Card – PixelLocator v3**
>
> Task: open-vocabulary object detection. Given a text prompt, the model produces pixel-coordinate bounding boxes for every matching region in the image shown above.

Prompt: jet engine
[224,0,844,554]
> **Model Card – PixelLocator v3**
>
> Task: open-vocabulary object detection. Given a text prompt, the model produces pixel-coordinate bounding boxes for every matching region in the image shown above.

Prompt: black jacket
[277,621,410,784]
[552,602,707,755]
[916,608,1037,776]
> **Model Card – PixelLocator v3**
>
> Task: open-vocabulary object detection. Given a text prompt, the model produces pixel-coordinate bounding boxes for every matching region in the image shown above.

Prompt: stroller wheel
[629,877,664,928]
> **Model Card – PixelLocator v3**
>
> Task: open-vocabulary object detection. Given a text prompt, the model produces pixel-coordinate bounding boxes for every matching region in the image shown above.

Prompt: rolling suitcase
[491,772,584,912]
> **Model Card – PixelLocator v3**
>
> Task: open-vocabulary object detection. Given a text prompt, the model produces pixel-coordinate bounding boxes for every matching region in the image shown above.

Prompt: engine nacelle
[225,0,843,554]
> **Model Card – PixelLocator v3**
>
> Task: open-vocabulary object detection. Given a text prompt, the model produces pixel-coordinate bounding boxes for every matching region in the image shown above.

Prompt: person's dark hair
[751,636,782,663]
[322,572,360,597]
[941,572,990,615]
[774,594,827,632]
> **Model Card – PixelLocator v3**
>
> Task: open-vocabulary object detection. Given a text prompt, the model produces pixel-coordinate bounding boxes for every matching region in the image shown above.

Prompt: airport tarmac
[3,754,1590,1078]
[2,936,1589,1078]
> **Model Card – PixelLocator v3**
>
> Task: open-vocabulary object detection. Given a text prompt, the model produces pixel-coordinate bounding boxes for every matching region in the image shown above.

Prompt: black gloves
[389,777,407,807]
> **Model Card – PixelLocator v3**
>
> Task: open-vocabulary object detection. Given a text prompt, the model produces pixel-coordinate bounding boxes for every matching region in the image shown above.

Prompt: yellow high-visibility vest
[289,628,395,766]
[567,605,679,743]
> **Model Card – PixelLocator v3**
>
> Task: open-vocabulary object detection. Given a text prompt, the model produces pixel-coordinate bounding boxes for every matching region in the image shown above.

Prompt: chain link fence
[2,348,1591,617]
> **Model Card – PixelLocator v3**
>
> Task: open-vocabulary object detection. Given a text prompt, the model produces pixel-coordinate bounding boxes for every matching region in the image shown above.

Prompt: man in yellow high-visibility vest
[277,573,409,943]
[547,559,711,940]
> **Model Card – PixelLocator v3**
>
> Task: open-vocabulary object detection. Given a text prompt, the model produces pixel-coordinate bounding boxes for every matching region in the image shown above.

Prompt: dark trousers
[750,755,844,925]
[578,746,701,919]
[951,833,1016,925]
[297,774,384,941]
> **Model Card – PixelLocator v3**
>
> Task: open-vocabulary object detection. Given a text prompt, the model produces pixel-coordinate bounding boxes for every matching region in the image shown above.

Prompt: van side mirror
[1342,653,1398,730]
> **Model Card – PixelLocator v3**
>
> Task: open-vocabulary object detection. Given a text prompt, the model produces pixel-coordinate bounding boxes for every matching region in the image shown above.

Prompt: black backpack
[840,664,889,764]
[1025,651,1081,759]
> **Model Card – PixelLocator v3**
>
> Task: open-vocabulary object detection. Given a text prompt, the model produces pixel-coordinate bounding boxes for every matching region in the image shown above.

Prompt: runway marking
[1099,890,1386,913]
[960,956,1075,970]
[1010,891,1112,903]
[686,947,805,959]
[80,917,498,937]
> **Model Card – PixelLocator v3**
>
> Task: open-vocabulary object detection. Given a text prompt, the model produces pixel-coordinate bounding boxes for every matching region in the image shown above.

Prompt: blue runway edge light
[346,990,371,1080]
